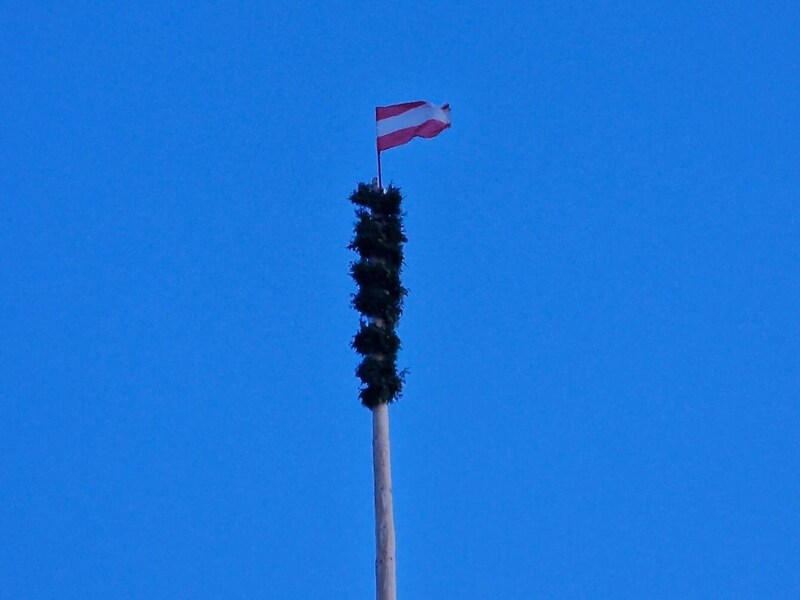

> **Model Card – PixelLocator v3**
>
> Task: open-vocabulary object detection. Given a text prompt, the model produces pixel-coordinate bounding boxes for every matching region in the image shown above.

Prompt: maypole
[349,100,450,600]
[349,180,406,600]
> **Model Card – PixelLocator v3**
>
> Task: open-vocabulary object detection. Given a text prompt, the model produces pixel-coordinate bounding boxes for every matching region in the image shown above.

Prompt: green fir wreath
[349,182,408,408]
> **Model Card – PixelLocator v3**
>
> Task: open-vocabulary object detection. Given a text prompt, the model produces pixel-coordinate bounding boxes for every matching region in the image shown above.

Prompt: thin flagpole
[377,148,383,190]
[375,106,383,190]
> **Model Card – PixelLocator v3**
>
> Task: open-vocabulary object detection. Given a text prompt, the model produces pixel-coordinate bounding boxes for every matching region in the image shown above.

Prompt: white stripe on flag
[376,103,451,137]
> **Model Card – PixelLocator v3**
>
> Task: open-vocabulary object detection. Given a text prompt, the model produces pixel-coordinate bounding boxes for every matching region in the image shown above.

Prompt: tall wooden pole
[348,181,406,600]
[371,179,396,599]
[372,402,396,600]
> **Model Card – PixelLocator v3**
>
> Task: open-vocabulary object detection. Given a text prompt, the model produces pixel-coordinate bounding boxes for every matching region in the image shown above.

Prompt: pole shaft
[372,402,396,600]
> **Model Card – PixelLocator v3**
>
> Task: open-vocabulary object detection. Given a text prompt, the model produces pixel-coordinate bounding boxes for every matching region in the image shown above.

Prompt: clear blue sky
[2,2,798,598]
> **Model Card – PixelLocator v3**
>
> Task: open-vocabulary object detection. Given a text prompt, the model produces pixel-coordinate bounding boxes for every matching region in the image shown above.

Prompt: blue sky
[2,1,798,598]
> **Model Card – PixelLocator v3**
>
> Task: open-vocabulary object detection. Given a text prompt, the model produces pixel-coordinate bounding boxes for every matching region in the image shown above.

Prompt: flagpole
[377,147,383,190]
[375,105,383,190]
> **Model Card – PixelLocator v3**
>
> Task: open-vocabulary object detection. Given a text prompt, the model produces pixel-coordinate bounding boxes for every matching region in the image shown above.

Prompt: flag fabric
[376,101,451,152]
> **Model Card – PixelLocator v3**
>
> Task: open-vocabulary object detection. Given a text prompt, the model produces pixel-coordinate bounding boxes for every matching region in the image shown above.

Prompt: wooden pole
[352,181,400,599]
[372,401,396,600]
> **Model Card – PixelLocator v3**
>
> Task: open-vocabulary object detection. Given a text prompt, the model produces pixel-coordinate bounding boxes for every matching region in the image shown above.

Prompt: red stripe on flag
[377,119,451,152]
[376,101,427,121]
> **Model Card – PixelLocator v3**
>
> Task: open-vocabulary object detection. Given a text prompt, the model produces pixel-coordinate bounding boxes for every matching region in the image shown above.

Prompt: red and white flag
[376,101,451,152]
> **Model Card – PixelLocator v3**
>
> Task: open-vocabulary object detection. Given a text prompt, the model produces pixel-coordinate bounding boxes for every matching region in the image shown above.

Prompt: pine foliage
[349,182,407,408]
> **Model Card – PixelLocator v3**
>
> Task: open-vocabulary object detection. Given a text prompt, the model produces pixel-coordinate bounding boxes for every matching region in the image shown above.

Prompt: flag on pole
[376,101,451,152]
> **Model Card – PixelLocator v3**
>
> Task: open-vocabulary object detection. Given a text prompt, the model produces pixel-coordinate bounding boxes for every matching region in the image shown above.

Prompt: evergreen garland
[349,182,408,408]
